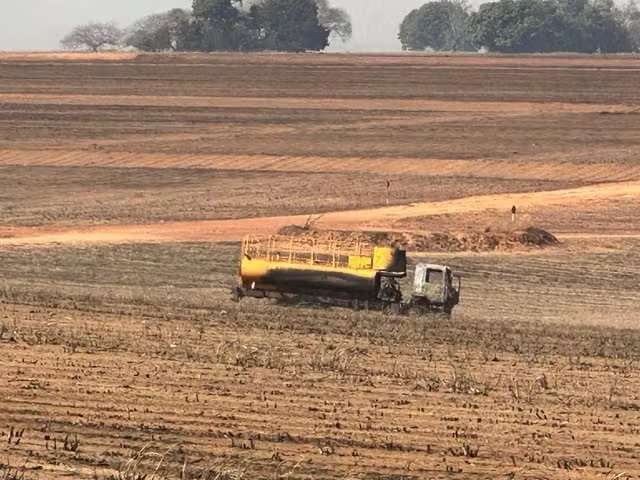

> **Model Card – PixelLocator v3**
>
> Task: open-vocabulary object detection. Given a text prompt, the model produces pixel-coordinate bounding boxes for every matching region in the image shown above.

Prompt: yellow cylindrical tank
[239,235,406,299]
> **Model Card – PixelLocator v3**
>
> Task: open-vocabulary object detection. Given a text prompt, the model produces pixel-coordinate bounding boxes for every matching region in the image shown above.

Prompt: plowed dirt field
[0,53,639,480]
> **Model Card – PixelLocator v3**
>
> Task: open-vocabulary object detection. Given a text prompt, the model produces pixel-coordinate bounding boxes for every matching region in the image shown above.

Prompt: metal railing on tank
[242,235,374,269]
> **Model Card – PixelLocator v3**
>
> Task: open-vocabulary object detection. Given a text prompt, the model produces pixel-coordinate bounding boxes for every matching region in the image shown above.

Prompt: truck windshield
[427,270,444,284]
[425,269,445,302]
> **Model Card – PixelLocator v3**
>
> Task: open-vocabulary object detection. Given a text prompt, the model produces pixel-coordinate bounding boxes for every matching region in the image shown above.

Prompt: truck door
[425,268,446,304]
[413,264,428,295]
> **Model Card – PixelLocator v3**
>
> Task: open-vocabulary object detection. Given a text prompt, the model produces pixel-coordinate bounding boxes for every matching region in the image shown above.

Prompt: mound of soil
[406,227,558,252]
[277,224,313,237]
[277,225,559,253]
[517,227,559,246]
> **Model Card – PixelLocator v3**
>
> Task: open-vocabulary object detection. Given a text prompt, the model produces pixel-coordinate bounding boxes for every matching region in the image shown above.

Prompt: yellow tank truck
[233,234,461,314]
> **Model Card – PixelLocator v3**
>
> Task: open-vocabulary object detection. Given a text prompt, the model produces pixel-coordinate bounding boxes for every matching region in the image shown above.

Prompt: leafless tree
[61,22,123,52]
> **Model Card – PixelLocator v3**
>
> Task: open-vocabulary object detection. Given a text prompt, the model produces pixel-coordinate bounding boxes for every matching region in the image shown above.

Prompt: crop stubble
[0,241,639,479]
[0,53,639,479]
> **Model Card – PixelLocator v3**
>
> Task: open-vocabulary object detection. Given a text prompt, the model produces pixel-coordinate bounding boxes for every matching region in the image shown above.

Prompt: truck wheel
[410,299,429,316]
[231,287,241,303]
[383,302,401,315]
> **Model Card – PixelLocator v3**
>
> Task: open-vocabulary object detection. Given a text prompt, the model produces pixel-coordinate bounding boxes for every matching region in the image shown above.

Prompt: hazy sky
[0,0,432,52]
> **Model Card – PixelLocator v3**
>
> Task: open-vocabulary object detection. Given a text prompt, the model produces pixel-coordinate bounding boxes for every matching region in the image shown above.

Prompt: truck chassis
[232,284,452,316]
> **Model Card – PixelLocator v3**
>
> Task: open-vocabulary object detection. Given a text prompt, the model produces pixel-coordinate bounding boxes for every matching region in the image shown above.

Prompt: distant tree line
[399,0,640,53]
[61,0,352,53]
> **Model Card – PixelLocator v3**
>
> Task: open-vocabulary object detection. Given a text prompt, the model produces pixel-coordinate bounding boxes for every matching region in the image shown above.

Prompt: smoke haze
[0,0,433,52]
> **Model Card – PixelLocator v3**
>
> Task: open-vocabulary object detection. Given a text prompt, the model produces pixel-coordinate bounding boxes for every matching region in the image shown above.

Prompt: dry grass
[1,53,640,480]
[2,53,640,171]
[0,241,639,479]
[0,166,569,228]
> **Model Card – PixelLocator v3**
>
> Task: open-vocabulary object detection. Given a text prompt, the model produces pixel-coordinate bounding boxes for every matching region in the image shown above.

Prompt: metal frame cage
[242,235,377,270]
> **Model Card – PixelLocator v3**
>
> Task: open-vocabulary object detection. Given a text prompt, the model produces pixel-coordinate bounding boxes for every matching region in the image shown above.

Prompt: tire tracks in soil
[1,180,639,247]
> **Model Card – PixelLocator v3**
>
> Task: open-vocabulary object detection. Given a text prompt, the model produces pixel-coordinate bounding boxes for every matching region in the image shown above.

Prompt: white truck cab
[411,264,461,314]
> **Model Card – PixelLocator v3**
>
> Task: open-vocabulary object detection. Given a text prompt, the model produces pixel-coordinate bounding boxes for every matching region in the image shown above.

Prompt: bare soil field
[1,241,639,480]
[0,53,639,479]
[2,53,640,170]
[396,196,640,236]
[0,165,570,228]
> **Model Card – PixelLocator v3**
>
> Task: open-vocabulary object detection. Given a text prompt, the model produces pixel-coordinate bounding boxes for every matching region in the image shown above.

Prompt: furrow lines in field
[0,93,632,114]
[3,149,640,183]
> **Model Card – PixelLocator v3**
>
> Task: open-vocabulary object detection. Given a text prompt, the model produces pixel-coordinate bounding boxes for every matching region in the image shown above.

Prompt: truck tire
[231,287,242,303]
[383,302,402,315]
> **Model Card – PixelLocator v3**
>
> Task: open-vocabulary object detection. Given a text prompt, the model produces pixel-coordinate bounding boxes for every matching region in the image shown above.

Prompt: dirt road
[1,180,638,246]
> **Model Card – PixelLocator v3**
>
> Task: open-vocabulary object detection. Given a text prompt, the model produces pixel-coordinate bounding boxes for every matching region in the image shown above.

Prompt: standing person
[511,205,517,223]
[386,180,391,206]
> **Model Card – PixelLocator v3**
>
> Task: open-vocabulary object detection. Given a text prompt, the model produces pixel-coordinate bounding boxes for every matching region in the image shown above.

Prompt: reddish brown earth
[0,180,638,246]
[0,53,639,480]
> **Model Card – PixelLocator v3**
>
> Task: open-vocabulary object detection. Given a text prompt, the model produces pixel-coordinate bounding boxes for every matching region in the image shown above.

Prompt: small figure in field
[386,180,391,206]
[511,205,517,223]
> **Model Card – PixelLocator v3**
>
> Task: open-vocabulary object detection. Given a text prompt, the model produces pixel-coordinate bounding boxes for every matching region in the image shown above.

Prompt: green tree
[125,9,192,52]
[624,1,640,50]
[555,0,593,52]
[192,0,258,50]
[128,0,339,53]
[193,0,241,21]
[244,0,350,42]
[399,9,422,50]
[471,0,633,52]
[254,0,330,51]
[470,0,571,53]
[316,0,352,41]
[174,15,206,51]
[585,0,632,52]
[399,0,473,51]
